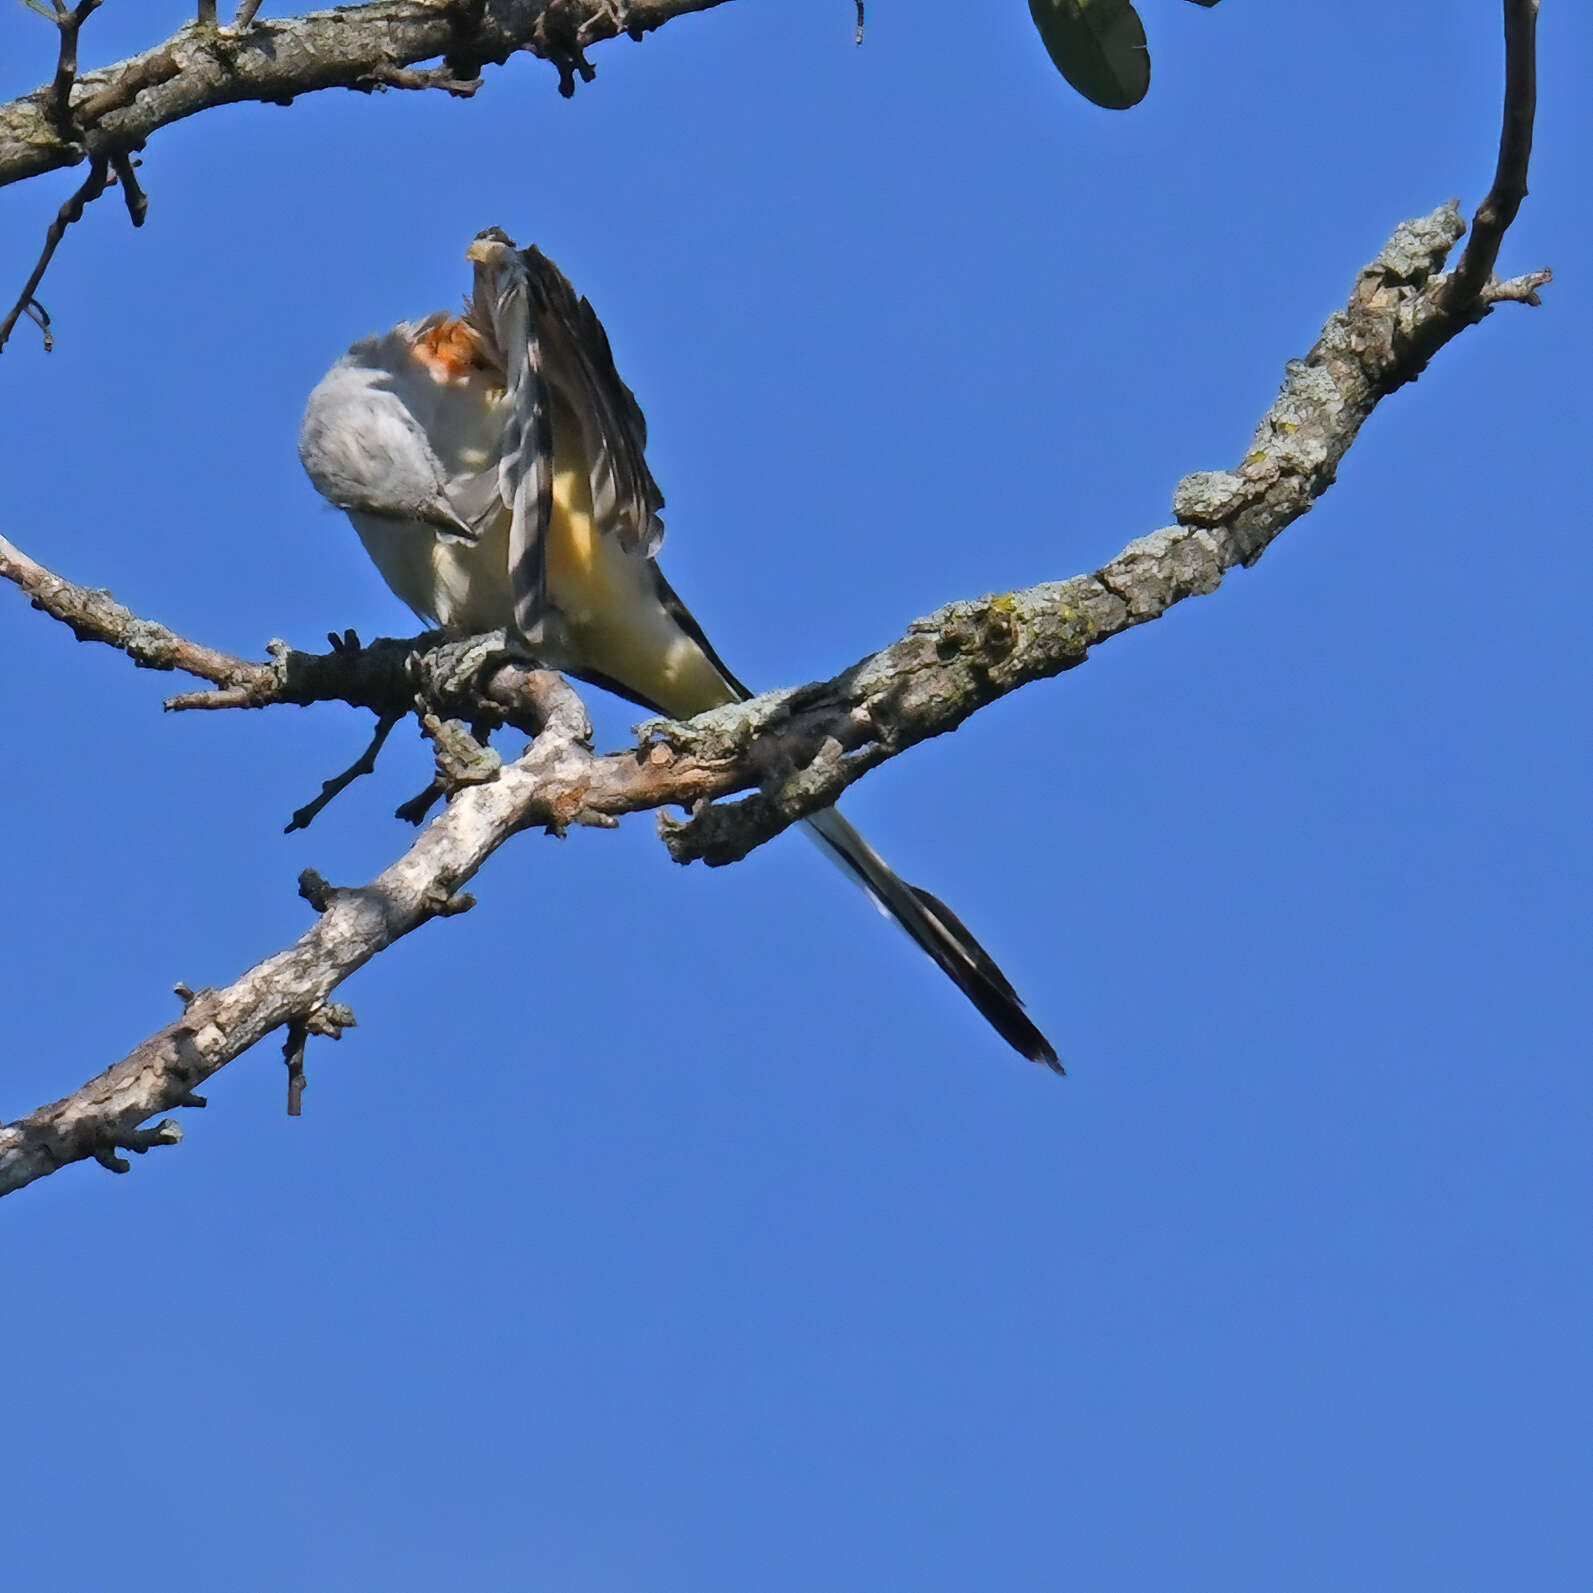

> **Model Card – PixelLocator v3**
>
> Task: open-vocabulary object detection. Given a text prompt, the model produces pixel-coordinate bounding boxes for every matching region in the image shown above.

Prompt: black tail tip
[1026,1036,1065,1075]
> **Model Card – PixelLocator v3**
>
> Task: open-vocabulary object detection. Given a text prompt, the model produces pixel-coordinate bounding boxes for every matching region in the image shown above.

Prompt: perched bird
[299,229,1057,1070]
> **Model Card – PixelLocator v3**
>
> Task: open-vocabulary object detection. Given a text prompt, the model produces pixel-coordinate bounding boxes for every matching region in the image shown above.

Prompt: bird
[298,228,1058,1070]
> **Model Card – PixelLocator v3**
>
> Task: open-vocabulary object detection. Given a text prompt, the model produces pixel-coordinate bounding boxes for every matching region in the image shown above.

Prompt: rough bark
[0,0,736,189]
[0,1,1548,1197]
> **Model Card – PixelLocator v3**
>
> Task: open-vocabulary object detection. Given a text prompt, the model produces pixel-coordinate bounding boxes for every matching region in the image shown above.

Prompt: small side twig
[48,0,105,142]
[296,869,341,912]
[284,709,403,833]
[395,781,446,827]
[0,153,111,354]
[357,62,483,98]
[395,713,500,826]
[109,148,148,227]
[281,1002,354,1115]
[94,1117,182,1174]
[4,5,157,354]
[20,299,51,345]
[1441,0,1539,309]
[282,1019,307,1115]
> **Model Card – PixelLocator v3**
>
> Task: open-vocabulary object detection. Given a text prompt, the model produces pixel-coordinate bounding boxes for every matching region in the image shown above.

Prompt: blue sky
[2,2,1588,1588]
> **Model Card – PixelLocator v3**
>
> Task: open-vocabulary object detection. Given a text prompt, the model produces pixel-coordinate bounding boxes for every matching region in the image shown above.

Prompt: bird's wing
[473,267,555,639]
[468,239,666,642]
[519,245,666,560]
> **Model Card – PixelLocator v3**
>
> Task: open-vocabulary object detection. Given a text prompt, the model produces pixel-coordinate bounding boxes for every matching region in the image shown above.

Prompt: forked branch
[0,0,1549,1197]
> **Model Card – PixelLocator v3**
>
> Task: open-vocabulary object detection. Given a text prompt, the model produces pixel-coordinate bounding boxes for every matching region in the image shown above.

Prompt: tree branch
[0,534,273,689]
[0,201,1550,1197]
[47,0,105,142]
[0,1,1548,1196]
[0,152,110,353]
[0,672,599,1197]
[1440,0,1539,311]
[0,0,737,191]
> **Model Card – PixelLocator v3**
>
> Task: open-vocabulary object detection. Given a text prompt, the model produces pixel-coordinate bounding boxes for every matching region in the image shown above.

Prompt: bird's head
[465,226,517,270]
[463,227,525,366]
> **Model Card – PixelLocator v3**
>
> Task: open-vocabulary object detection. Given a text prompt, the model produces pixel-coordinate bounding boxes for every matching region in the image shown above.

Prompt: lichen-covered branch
[0,672,594,1196]
[0,0,738,191]
[645,207,1552,867]
[0,534,272,688]
[0,0,1547,1197]
[0,203,1549,1197]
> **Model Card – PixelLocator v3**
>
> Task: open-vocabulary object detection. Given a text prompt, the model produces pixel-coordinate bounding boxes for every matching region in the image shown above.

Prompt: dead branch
[285,711,405,833]
[1440,0,1539,311]
[4,204,1550,868]
[0,0,738,192]
[0,153,110,353]
[0,671,597,1197]
[0,206,1549,1195]
[47,0,105,143]
[0,0,1548,1198]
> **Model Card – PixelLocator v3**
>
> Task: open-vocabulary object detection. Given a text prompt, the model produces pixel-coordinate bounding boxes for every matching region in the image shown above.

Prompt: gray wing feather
[484,280,554,638]
[520,246,666,559]
[479,244,666,638]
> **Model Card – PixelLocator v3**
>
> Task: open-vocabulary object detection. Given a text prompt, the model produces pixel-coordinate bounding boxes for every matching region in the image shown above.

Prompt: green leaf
[1028,0,1151,111]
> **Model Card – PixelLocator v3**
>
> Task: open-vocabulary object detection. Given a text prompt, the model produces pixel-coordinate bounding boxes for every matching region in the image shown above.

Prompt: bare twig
[1441,0,1539,310]
[0,679,601,1197]
[855,0,864,46]
[279,1002,352,1112]
[357,62,483,98]
[0,153,111,353]
[20,297,51,346]
[94,1118,183,1174]
[109,147,148,226]
[285,710,404,833]
[282,1019,307,1113]
[48,0,105,141]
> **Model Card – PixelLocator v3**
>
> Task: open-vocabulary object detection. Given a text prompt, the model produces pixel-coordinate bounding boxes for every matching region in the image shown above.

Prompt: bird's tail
[589,567,1059,1071]
[804,806,1061,1071]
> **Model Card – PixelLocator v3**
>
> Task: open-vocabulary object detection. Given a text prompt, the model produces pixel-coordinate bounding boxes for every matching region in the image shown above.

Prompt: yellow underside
[545,397,735,720]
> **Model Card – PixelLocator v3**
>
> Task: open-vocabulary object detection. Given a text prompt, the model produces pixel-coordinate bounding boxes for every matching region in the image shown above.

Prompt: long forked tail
[805,807,1061,1072]
[582,567,1060,1071]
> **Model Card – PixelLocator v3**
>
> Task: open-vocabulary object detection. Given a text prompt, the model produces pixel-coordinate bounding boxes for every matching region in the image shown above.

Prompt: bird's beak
[466,233,513,267]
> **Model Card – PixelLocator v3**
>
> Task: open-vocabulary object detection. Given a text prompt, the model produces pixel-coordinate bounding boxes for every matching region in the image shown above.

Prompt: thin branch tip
[1441,0,1539,310]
